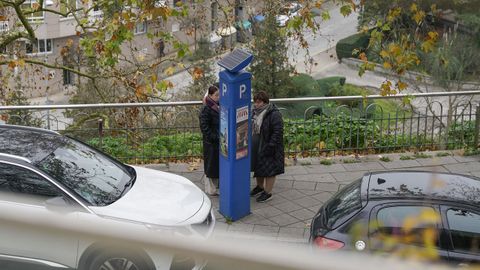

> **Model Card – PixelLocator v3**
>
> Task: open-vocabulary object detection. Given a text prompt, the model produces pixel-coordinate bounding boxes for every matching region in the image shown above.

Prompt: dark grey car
[310,171,480,264]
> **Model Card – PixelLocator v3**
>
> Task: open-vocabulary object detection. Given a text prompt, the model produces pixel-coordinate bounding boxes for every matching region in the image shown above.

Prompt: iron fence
[1,91,479,163]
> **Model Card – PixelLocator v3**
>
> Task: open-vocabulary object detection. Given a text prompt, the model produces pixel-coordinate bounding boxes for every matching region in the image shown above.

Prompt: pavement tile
[286,221,310,229]
[179,171,205,181]
[380,159,422,169]
[251,218,278,226]
[390,166,449,173]
[274,201,304,213]
[310,192,333,203]
[292,196,321,208]
[342,162,385,171]
[297,189,321,196]
[268,213,300,226]
[276,175,294,180]
[284,166,309,176]
[305,164,346,173]
[293,173,336,183]
[278,227,306,238]
[228,223,254,233]
[278,189,307,200]
[252,206,283,219]
[452,155,480,163]
[288,209,316,221]
[293,181,317,190]
[444,162,480,173]
[315,182,340,192]
[331,171,366,182]
[167,163,190,172]
[417,156,459,166]
[253,225,280,234]
[275,179,294,188]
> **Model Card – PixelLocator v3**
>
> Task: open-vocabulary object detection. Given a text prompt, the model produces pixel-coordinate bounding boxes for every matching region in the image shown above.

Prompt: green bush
[142,133,203,159]
[317,76,346,95]
[291,73,321,97]
[88,136,135,160]
[336,32,370,60]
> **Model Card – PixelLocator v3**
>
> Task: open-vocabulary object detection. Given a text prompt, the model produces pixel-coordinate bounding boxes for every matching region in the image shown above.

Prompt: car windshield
[324,179,362,229]
[35,138,133,206]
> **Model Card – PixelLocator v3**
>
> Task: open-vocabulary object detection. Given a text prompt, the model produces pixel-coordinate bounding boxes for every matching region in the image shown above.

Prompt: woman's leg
[256,177,265,189]
[264,176,276,194]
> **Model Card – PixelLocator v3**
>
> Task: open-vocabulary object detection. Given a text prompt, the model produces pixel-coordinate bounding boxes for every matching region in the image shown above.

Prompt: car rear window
[324,179,362,229]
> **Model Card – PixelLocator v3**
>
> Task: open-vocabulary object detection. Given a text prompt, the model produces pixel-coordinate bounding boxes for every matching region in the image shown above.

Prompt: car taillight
[313,236,344,250]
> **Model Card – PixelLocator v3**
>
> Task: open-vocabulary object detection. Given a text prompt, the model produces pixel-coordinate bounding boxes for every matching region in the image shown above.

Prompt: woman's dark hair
[208,85,219,95]
[253,91,269,104]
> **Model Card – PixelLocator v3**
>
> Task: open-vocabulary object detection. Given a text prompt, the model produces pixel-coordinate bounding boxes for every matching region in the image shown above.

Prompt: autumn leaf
[192,66,203,80]
[7,61,16,70]
[32,2,40,10]
[383,62,392,69]
[410,3,418,13]
[397,81,407,91]
[380,50,389,58]
[359,52,367,61]
[164,66,176,76]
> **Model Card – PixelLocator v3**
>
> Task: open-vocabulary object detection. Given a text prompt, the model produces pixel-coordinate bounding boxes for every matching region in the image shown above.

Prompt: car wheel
[88,252,153,270]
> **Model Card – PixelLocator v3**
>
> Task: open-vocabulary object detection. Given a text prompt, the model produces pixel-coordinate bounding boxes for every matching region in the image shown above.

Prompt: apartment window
[26,39,53,54]
[63,69,73,85]
[134,21,147,35]
[21,0,44,20]
[60,0,77,16]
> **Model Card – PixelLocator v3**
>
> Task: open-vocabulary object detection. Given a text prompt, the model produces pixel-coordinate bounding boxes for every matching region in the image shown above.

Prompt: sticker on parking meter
[236,106,249,160]
[220,106,228,157]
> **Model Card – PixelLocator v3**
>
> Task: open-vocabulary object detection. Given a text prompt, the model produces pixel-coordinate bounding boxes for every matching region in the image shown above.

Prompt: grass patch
[343,158,361,164]
[379,156,392,162]
[300,161,312,166]
[320,159,334,165]
[464,148,480,156]
[414,152,433,159]
[436,152,452,157]
[400,155,414,160]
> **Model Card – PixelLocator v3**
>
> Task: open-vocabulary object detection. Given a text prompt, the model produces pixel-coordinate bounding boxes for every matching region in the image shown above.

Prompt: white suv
[0,124,214,270]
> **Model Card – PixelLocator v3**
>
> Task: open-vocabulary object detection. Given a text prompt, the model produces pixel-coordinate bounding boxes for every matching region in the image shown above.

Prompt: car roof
[367,171,480,207]
[0,125,65,163]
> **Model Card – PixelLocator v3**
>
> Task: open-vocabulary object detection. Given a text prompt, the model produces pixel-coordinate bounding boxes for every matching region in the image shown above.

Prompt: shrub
[336,32,370,60]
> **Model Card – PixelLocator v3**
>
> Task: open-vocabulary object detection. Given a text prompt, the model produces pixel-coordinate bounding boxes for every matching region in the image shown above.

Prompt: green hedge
[336,32,370,60]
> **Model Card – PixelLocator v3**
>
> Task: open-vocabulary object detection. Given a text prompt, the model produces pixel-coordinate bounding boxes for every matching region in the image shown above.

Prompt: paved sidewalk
[145,151,480,244]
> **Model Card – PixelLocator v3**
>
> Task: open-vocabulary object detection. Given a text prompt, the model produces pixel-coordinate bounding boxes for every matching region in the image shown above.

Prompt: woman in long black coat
[199,85,220,195]
[250,91,284,203]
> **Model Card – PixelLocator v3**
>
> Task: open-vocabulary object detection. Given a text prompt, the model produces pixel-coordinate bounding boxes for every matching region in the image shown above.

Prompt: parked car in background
[276,2,302,27]
[310,171,480,265]
[0,124,214,270]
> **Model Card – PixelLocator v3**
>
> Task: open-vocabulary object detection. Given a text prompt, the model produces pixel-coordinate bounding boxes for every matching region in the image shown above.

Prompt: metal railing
[1,91,479,163]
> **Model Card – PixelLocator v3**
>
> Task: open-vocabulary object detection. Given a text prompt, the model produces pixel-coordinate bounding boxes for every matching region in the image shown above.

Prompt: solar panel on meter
[218,49,253,73]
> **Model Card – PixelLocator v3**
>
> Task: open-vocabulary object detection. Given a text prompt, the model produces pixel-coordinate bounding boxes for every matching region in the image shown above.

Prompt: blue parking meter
[218,49,253,221]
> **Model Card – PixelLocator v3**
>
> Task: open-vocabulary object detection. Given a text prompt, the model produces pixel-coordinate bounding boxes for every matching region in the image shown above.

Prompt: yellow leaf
[410,3,417,12]
[17,59,25,68]
[413,11,425,25]
[383,62,392,69]
[164,66,176,76]
[380,50,389,58]
[428,31,438,41]
[397,81,407,91]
